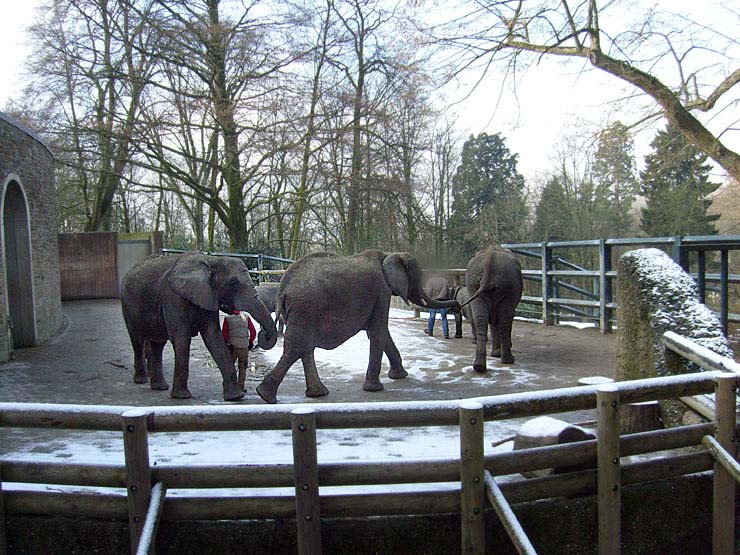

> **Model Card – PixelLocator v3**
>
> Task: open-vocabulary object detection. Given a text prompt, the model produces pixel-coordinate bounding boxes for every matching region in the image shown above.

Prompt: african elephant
[452,285,475,339]
[464,244,523,370]
[255,250,459,404]
[255,282,285,335]
[121,253,278,401]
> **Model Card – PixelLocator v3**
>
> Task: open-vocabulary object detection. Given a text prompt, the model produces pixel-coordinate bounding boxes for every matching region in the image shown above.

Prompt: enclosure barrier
[501,235,740,334]
[1,333,738,554]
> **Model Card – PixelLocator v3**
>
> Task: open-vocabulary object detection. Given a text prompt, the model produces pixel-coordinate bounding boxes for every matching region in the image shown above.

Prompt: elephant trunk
[234,287,278,350]
[410,284,459,310]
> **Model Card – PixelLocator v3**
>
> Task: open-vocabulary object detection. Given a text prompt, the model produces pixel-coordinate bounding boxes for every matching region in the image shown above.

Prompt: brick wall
[0,113,62,362]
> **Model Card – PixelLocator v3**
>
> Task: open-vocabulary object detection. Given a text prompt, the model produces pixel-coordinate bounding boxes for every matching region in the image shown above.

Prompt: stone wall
[616,248,732,425]
[0,112,62,362]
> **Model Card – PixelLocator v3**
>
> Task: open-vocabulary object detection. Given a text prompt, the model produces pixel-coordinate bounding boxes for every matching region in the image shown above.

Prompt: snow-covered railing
[1,364,737,554]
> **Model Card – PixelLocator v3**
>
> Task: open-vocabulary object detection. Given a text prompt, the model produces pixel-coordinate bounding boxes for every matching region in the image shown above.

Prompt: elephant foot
[306,383,329,398]
[223,388,245,402]
[500,355,515,365]
[363,380,384,392]
[133,373,148,384]
[473,360,487,373]
[491,348,502,358]
[150,380,169,391]
[171,387,192,399]
[256,379,279,404]
[388,367,408,380]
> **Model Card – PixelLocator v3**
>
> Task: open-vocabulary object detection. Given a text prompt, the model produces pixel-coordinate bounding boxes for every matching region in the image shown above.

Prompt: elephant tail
[457,288,484,310]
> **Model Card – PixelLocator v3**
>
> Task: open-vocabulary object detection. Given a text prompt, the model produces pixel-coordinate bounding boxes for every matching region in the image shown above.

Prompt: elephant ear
[167,255,218,311]
[382,253,409,301]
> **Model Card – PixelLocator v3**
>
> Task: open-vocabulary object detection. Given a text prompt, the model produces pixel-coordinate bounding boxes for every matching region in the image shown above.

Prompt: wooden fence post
[541,243,554,326]
[291,408,322,555]
[599,240,613,334]
[597,385,620,555]
[712,373,737,555]
[123,409,152,555]
[460,401,485,555]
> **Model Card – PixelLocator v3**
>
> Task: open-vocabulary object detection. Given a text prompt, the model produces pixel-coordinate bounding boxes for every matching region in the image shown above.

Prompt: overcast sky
[1,1,737,183]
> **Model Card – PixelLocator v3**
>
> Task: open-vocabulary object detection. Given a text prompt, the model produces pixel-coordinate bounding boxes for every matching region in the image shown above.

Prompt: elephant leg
[453,310,463,338]
[170,333,193,399]
[491,324,502,358]
[363,331,386,391]
[128,334,148,384]
[471,298,490,373]
[302,350,329,398]
[200,321,244,402]
[256,350,301,404]
[148,341,169,390]
[384,333,407,380]
[498,312,516,365]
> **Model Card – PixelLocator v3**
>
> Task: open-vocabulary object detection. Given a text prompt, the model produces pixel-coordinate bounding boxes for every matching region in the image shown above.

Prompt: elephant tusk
[420,298,428,307]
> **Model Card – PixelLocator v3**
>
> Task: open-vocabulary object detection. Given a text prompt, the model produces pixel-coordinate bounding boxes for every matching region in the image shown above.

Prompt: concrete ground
[0,299,615,464]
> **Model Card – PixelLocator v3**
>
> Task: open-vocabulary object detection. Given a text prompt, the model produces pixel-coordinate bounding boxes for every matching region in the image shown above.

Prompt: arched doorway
[3,179,35,347]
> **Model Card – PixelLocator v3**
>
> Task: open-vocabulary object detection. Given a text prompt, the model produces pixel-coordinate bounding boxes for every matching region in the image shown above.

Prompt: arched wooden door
[3,180,35,347]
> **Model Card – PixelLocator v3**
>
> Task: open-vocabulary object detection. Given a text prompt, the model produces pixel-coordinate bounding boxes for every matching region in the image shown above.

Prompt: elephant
[463,244,523,370]
[120,253,278,401]
[255,250,459,404]
[451,285,475,339]
[255,282,285,335]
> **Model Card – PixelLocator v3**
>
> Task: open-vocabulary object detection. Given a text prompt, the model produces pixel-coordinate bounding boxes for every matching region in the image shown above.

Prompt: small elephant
[451,285,475,339]
[255,282,285,335]
[463,244,523,370]
[121,253,278,401]
[255,250,459,404]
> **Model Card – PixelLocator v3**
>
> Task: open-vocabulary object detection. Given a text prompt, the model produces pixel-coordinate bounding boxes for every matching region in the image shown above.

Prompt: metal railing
[0,333,737,554]
[502,235,740,334]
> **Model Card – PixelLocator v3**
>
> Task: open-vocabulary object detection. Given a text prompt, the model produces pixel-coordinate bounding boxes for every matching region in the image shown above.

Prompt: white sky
[0,1,737,183]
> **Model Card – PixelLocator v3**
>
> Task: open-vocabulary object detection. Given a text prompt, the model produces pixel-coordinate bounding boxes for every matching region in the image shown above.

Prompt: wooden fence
[0,332,737,554]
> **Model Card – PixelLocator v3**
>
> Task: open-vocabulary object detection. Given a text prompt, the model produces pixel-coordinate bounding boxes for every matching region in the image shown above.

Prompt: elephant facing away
[255,250,459,404]
[121,253,278,401]
[464,244,523,370]
[452,286,475,340]
[255,282,285,335]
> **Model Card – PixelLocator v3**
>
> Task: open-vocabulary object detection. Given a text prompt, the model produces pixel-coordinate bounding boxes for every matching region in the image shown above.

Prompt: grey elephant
[463,244,523,370]
[255,282,285,334]
[255,250,459,404]
[451,285,475,339]
[121,253,278,401]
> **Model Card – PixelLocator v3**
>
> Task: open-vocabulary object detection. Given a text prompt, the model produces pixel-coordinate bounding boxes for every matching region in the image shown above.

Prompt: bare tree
[427,0,740,181]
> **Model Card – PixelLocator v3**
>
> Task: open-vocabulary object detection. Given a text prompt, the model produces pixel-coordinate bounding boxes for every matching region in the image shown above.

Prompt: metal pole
[599,240,613,334]
[541,243,554,326]
[711,373,737,555]
[291,408,322,555]
[597,385,620,555]
[122,409,152,555]
[697,250,706,304]
[720,250,729,337]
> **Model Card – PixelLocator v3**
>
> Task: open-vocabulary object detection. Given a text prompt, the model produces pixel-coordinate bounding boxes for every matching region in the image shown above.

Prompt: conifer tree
[532,177,571,241]
[640,125,720,236]
[449,132,527,259]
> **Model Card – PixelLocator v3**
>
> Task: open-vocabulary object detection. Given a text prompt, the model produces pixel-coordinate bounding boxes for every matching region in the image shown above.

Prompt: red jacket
[222,311,256,347]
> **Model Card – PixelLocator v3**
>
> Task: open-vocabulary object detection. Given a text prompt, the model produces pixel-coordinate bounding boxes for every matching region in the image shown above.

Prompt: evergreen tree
[592,122,638,237]
[449,132,527,259]
[532,177,571,241]
[640,125,720,236]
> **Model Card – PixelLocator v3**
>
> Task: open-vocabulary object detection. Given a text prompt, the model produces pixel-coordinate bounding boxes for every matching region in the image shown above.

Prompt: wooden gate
[58,232,119,300]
